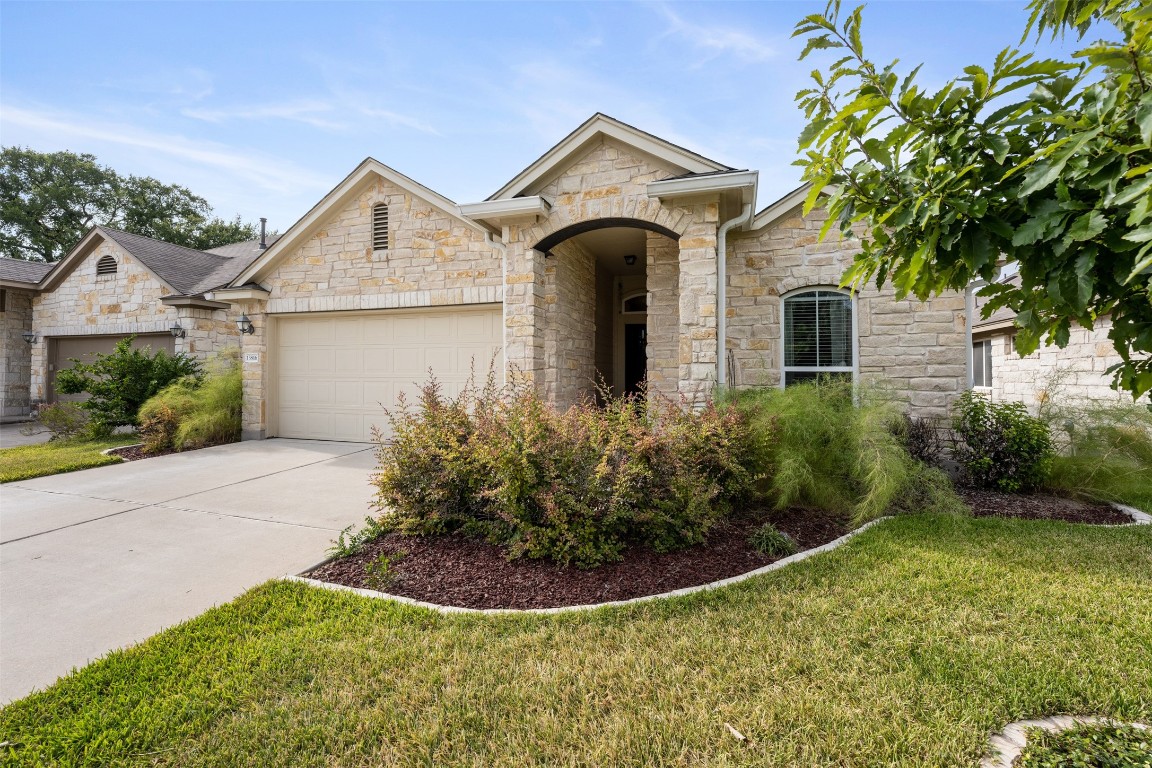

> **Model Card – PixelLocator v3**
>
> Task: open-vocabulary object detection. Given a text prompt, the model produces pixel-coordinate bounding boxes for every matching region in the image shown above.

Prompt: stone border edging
[1112,502,1152,525]
[101,443,142,457]
[285,517,892,615]
[981,716,1150,768]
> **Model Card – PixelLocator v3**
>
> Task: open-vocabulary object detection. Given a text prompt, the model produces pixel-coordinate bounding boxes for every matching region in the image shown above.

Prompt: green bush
[374,375,753,568]
[1016,724,1151,768]
[137,350,241,453]
[748,523,797,558]
[55,336,200,429]
[728,381,962,526]
[25,402,93,441]
[952,391,1053,493]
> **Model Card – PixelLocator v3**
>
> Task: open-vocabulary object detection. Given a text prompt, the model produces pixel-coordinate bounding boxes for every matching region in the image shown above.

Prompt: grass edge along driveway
[1,513,1149,767]
[0,436,138,483]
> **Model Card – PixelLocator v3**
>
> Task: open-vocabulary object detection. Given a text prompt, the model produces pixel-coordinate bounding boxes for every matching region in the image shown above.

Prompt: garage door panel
[50,333,176,403]
[276,307,501,442]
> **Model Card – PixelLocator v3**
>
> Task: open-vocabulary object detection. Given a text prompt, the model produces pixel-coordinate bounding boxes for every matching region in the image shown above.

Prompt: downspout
[717,203,753,388]
[485,229,509,386]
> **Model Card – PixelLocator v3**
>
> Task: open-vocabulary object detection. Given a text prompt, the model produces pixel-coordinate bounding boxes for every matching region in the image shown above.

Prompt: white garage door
[275,306,503,442]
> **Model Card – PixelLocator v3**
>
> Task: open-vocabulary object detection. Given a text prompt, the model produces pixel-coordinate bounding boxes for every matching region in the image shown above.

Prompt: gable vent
[372,203,389,250]
[96,255,118,275]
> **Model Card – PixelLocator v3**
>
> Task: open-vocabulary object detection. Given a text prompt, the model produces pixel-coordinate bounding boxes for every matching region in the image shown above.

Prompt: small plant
[22,402,92,441]
[1016,724,1151,768]
[952,391,1053,493]
[748,523,797,558]
[891,414,942,466]
[363,550,406,591]
[328,516,391,558]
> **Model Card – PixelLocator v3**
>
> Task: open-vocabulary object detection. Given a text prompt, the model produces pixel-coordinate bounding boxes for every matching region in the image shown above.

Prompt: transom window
[372,203,389,250]
[972,339,993,388]
[96,255,117,276]
[621,291,647,313]
[782,289,855,386]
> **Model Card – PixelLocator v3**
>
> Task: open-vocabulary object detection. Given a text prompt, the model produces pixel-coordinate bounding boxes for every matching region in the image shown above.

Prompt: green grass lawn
[0,436,138,483]
[1,514,1149,767]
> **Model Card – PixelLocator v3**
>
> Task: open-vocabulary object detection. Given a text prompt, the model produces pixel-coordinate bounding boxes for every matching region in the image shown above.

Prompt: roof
[486,113,734,201]
[0,257,53,284]
[205,235,281,259]
[974,273,1022,331]
[97,228,233,295]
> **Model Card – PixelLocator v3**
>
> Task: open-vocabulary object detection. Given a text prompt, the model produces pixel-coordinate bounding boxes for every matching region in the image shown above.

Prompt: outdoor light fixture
[624,254,637,266]
[236,314,255,335]
[169,322,186,339]
[21,331,36,344]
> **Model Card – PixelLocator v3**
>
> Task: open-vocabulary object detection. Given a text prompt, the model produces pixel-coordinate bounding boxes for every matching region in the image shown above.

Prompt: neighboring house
[1,258,53,421]
[208,114,969,442]
[972,276,1126,406]
[0,227,273,419]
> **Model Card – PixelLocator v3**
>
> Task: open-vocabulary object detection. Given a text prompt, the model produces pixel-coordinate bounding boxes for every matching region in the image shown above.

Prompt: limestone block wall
[237,300,270,440]
[984,320,1127,407]
[646,231,680,399]
[543,238,596,408]
[730,205,968,417]
[1,287,34,420]
[677,207,720,403]
[174,305,240,361]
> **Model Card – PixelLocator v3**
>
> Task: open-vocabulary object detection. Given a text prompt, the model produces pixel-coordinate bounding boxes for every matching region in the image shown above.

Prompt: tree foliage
[793,0,1152,398]
[0,147,259,262]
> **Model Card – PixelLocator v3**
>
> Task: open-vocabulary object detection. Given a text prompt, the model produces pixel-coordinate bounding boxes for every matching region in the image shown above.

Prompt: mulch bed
[956,487,1133,525]
[306,507,850,610]
[107,444,209,461]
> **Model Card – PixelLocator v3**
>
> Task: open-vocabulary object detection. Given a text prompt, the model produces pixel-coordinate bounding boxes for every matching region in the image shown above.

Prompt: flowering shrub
[373,375,753,568]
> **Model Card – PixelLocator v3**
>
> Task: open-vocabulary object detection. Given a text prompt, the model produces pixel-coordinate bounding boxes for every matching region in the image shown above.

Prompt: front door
[623,323,646,396]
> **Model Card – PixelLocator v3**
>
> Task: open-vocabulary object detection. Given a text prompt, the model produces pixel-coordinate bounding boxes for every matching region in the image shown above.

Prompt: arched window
[372,203,389,250]
[96,255,117,276]
[782,288,855,386]
[621,290,647,313]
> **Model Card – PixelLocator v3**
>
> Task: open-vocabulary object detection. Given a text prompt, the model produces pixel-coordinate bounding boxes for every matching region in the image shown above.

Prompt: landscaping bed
[306,507,849,609]
[956,488,1135,525]
[105,443,209,461]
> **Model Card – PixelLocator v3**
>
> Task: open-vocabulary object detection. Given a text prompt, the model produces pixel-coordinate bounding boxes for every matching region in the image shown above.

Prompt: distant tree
[0,147,259,262]
[792,0,1152,399]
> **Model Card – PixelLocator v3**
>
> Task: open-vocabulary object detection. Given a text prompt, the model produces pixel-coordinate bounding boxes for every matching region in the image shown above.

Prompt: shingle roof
[98,228,233,295]
[205,235,281,259]
[0,257,53,284]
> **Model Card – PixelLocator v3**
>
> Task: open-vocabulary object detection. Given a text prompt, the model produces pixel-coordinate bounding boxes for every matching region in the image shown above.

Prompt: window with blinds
[972,339,993,388]
[783,289,854,386]
[372,203,389,250]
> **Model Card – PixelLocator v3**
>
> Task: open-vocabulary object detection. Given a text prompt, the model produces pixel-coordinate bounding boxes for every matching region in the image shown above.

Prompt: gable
[534,137,692,204]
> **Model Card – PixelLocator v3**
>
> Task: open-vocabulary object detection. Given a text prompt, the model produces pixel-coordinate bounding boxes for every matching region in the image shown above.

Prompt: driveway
[0,422,51,449]
[0,439,376,704]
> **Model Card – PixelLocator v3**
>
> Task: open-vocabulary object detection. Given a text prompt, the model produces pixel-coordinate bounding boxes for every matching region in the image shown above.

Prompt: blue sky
[1,1,1082,233]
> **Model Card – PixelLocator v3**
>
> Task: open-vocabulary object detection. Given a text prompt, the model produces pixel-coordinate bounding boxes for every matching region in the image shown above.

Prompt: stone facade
[981,320,1127,407]
[543,238,597,408]
[730,205,968,416]
[1,287,34,420]
[645,231,680,399]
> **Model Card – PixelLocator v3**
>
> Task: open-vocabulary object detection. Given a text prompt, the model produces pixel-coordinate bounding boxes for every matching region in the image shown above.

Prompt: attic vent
[372,203,389,250]
[96,255,118,276]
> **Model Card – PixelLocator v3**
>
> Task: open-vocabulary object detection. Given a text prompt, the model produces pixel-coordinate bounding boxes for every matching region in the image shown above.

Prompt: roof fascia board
[0,278,41,291]
[160,295,231,310]
[647,170,758,209]
[750,183,839,231]
[234,159,483,287]
[489,116,729,201]
[458,196,551,224]
[205,286,271,302]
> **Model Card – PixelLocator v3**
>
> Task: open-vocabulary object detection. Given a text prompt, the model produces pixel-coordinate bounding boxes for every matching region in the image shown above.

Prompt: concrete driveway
[0,439,376,704]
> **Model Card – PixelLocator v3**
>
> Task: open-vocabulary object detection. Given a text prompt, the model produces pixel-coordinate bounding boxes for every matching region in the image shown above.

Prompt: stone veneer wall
[543,238,596,408]
[645,231,680,399]
[1,287,34,420]
[729,205,968,416]
[174,305,240,361]
[983,320,1127,407]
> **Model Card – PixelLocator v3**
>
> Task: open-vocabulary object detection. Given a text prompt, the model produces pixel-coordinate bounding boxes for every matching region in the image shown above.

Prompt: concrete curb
[1111,501,1152,525]
[100,444,141,457]
[285,517,892,615]
[981,716,1149,768]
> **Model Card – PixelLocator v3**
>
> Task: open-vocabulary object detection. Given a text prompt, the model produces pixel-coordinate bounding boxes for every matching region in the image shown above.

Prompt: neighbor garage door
[49,333,176,403]
[275,306,503,442]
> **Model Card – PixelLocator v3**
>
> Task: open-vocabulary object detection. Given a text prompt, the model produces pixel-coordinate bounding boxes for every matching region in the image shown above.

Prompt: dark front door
[623,323,646,396]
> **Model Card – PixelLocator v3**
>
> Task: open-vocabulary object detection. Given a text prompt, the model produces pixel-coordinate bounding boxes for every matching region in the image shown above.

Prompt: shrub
[24,402,93,441]
[55,336,201,429]
[1016,724,1151,768]
[328,516,393,558]
[374,374,753,568]
[363,551,406,592]
[137,350,241,453]
[748,523,797,558]
[952,391,1053,492]
[891,414,943,466]
[728,381,962,526]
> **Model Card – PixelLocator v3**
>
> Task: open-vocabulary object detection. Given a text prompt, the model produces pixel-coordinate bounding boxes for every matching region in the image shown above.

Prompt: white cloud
[182,99,346,130]
[357,107,440,135]
[654,4,777,64]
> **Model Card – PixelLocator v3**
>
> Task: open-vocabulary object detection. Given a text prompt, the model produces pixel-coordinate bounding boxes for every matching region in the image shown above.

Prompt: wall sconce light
[170,322,186,339]
[624,254,637,266]
[236,314,255,335]
[21,331,37,344]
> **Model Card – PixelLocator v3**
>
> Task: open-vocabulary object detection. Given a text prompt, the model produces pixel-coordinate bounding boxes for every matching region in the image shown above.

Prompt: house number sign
[243,353,260,364]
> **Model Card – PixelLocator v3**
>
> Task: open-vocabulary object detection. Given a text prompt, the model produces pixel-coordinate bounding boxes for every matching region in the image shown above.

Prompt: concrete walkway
[0,439,376,704]
[0,422,52,449]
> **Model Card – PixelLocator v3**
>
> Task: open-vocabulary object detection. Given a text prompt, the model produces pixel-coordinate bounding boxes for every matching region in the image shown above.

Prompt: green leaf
[982,134,1010,164]
[1066,211,1106,242]
[1124,224,1152,244]
[1137,95,1152,148]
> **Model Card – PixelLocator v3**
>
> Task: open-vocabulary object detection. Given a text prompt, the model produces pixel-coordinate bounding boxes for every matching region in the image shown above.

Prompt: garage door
[275,306,503,442]
[50,333,176,403]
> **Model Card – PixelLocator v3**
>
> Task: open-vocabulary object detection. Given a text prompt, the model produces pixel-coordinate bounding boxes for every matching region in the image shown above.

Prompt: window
[621,291,647,313]
[0,288,6,312]
[782,289,854,386]
[372,203,389,250]
[972,339,993,388]
[96,255,117,275]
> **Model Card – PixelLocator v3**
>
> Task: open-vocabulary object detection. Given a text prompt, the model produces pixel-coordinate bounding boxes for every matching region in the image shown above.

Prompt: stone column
[677,203,720,404]
[645,231,680,400]
[1,289,35,419]
[174,306,240,362]
[502,236,547,391]
[237,301,269,440]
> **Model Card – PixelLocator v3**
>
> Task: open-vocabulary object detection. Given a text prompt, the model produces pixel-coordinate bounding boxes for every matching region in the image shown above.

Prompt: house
[1,227,273,420]
[972,276,1126,407]
[205,114,970,442]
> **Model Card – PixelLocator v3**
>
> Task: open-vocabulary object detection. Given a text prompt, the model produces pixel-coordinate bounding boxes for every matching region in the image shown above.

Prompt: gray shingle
[98,228,233,295]
[0,257,53,284]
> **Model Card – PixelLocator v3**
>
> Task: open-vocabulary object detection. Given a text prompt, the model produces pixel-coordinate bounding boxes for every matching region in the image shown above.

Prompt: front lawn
[1,514,1149,766]
[0,436,138,483]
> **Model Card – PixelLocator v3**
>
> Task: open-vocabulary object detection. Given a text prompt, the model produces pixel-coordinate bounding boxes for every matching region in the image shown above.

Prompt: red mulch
[306,507,849,610]
[956,487,1133,525]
